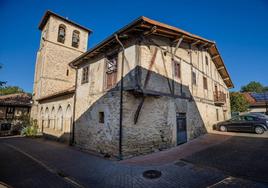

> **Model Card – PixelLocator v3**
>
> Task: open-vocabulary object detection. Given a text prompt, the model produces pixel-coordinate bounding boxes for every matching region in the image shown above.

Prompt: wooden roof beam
[217,66,225,71]
[173,36,184,55]
[200,43,208,49]
[143,26,157,36]
[212,54,220,60]
[191,40,200,47]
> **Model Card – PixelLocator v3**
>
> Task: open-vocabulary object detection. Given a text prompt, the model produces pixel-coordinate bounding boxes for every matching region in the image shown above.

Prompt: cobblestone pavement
[0,136,267,188]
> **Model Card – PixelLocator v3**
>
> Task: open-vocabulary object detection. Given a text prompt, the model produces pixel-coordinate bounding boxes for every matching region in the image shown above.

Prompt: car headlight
[266,120,268,125]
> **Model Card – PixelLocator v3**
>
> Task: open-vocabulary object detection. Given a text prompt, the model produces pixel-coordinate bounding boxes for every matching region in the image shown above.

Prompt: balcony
[214,91,226,106]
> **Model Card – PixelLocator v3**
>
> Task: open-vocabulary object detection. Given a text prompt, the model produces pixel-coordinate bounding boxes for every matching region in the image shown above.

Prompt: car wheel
[219,125,227,132]
[255,126,265,134]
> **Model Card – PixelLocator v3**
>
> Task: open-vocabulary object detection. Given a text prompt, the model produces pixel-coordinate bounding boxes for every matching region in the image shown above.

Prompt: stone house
[31,11,233,158]
[0,93,32,135]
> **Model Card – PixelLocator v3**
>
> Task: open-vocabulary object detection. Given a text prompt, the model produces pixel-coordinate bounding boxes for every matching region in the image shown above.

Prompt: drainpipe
[70,66,79,146]
[115,34,125,160]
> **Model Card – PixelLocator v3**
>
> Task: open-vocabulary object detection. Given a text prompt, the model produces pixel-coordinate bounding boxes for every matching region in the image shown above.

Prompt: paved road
[183,136,268,184]
[0,136,267,188]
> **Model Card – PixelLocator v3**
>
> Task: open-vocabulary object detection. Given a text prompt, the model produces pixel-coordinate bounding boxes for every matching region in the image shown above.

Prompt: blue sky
[0,0,268,92]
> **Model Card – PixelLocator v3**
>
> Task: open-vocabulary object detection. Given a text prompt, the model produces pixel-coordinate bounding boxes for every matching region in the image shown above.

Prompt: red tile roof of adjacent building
[0,93,32,107]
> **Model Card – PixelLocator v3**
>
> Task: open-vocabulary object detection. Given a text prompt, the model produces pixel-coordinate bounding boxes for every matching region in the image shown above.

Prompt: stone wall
[74,45,138,157]
[38,94,74,143]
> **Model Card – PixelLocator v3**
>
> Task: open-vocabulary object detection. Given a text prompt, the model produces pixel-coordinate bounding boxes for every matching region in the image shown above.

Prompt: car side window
[244,116,255,121]
[231,116,241,121]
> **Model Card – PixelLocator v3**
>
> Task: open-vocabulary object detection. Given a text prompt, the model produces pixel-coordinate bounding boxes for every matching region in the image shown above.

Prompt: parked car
[214,114,268,134]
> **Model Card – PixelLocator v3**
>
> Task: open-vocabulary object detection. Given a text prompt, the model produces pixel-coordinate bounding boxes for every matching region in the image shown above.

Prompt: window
[66,69,69,76]
[106,55,118,89]
[81,66,89,84]
[72,30,80,48]
[205,56,209,65]
[216,109,219,121]
[7,107,14,114]
[203,76,208,90]
[244,116,255,121]
[6,107,15,119]
[99,112,104,123]
[57,25,66,43]
[174,61,181,79]
[192,71,197,85]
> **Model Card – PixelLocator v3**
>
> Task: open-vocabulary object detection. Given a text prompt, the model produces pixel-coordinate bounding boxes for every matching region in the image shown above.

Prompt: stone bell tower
[31,10,91,119]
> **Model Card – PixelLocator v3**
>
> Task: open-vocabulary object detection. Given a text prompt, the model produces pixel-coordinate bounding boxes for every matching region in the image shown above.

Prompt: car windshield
[249,113,268,119]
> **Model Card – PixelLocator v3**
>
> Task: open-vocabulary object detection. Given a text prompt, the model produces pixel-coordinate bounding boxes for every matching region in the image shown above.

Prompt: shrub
[21,118,38,137]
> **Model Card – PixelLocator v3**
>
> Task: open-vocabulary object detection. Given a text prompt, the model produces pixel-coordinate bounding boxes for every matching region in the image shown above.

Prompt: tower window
[81,66,89,84]
[106,55,118,89]
[57,24,66,43]
[66,69,69,76]
[72,30,80,48]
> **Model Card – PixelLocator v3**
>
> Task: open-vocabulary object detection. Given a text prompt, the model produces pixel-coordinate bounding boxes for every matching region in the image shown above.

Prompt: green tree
[0,64,6,86]
[0,86,24,95]
[241,81,265,93]
[230,92,249,112]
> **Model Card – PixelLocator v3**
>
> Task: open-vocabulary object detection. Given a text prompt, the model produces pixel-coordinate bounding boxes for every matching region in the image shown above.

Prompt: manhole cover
[175,161,187,167]
[143,170,162,179]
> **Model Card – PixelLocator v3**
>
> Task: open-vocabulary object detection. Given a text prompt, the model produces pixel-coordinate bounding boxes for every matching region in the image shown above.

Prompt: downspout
[115,34,125,160]
[70,65,79,146]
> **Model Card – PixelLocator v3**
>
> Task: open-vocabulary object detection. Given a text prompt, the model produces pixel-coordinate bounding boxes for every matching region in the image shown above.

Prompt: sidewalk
[120,134,231,165]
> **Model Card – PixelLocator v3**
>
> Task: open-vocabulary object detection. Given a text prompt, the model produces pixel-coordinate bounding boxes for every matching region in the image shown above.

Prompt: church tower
[31,11,91,119]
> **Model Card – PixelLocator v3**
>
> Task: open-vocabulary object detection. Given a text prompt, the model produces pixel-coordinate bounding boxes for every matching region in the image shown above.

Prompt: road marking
[4,143,84,188]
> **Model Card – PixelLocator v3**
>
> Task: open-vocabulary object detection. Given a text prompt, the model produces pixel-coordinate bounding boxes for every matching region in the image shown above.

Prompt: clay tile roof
[0,93,32,107]
[69,16,233,88]
[242,92,256,105]
[39,10,92,33]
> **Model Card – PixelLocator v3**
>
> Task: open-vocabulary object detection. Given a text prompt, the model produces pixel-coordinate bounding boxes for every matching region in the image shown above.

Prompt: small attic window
[58,24,66,43]
[205,56,209,65]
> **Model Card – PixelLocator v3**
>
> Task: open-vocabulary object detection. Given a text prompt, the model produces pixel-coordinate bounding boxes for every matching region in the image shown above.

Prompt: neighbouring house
[0,93,32,135]
[243,92,268,114]
[31,11,233,159]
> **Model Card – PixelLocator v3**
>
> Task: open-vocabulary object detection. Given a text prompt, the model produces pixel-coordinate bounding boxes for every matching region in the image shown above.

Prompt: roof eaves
[38,10,92,33]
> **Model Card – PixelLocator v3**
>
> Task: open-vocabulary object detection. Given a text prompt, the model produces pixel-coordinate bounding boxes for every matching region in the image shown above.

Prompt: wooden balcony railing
[214,91,226,106]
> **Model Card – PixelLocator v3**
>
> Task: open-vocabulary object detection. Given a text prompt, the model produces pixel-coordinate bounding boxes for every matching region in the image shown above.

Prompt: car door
[227,116,242,131]
[235,116,253,132]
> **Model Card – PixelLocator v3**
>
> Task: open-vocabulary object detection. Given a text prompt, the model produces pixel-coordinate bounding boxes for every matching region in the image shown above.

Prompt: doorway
[176,113,187,145]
